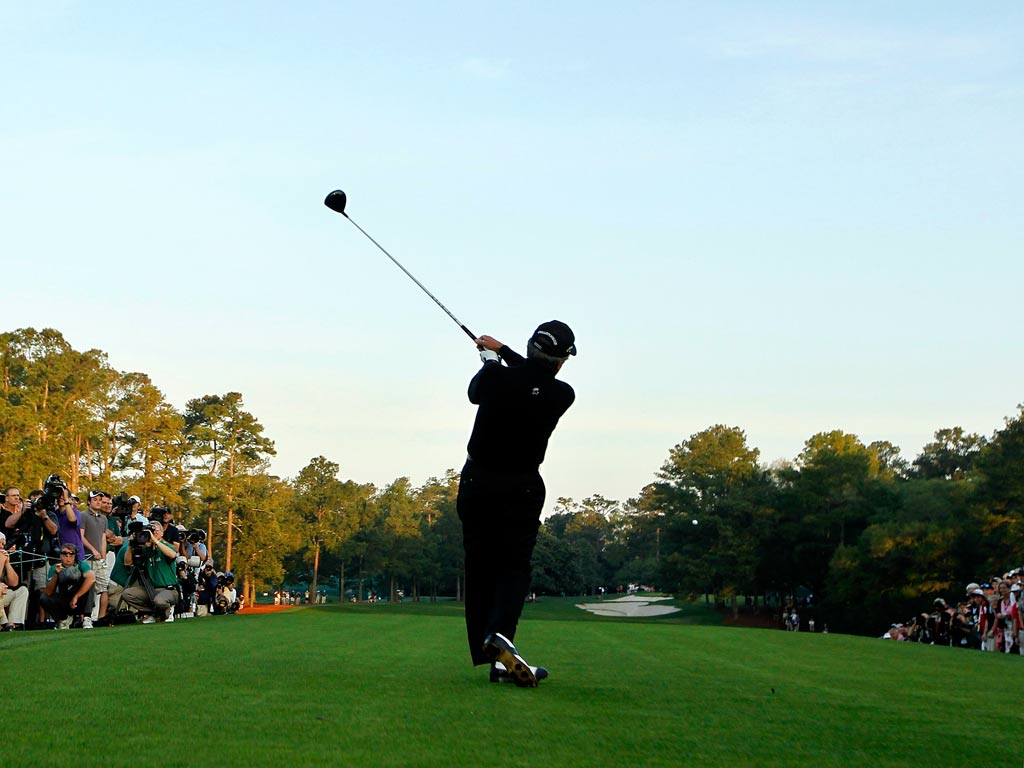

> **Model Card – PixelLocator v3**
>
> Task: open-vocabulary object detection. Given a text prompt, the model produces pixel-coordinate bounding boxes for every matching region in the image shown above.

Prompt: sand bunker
[576,595,681,617]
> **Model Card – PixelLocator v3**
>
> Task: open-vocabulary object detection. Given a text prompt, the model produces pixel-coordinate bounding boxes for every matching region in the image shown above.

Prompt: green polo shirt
[46,559,93,581]
[115,541,177,589]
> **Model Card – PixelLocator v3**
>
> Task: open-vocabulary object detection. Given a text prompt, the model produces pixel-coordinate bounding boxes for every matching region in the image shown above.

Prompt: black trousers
[39,587,93,622]
[457,460,544,666]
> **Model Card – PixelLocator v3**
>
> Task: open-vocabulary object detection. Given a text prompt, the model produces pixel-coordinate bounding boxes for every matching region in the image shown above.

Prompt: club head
[324,190,348,216]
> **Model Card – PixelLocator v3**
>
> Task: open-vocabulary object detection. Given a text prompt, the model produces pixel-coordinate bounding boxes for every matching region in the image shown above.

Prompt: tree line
[3,328,1022,633]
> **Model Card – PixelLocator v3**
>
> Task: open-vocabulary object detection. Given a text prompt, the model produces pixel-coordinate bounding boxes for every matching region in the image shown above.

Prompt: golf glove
[479,349,500,364]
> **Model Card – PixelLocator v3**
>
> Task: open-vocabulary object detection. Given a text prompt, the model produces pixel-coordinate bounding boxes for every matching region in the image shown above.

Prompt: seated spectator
[1,535,29,630]
[882,623,905,640]
[39,544,95,629]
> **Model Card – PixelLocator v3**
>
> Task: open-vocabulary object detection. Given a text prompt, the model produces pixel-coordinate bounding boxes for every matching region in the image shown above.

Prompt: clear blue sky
[3,3,1021,506]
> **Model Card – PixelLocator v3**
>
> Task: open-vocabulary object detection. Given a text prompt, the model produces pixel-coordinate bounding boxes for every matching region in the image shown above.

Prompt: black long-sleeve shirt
[465,345,575,472]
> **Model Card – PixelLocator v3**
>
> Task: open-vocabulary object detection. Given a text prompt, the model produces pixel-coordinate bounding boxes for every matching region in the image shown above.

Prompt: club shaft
[343,214,476,342]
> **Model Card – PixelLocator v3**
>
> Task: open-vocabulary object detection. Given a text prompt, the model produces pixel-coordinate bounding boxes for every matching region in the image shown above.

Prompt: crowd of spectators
[883,572,1024,654]
[274,590,324,605]
[1,481,240,631]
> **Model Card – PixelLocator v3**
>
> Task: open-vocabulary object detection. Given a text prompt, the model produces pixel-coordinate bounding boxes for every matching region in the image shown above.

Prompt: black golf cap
[530,320,576,358]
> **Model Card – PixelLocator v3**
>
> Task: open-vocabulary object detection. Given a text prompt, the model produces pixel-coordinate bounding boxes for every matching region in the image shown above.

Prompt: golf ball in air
[692,519,699,525]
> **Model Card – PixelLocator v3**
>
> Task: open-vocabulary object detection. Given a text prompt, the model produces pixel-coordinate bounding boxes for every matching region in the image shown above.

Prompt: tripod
[113,550,158,621]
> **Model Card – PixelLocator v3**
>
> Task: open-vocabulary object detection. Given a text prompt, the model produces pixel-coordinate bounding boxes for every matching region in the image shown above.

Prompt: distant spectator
[1014,584,1024,655]
[883,624,905,640]
[995,581,1018,653]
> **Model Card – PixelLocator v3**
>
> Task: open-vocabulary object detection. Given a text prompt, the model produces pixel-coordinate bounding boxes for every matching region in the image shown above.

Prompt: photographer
[213,571,239,615]
[929,600,953,647]
[52,482,87,565]
[105,539,129,620]
[39,544,95,629]
[175,557,197,617]
[151,506,181,555]
[953,600,981,649]
[106,493,140,540]
[1,487,25,529]
[195,563,217,617]
[3,485,59,627]
[182,528,208,566]
[0,533,29,630]
[121,519,179,623]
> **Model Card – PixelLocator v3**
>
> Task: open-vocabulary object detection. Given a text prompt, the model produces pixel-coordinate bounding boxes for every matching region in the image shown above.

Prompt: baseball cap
[529,320,577,358]
[128,495,141,504]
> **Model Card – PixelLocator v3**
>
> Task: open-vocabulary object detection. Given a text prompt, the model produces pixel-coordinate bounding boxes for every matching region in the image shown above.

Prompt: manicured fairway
[5,599,1021,767]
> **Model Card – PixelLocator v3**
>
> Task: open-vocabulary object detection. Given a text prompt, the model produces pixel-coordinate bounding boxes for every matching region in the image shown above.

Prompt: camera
[187,529,206,544]
[31,473,68,512]
[125,520,155,573]
[110,492,136,517]
[148,504,168,520]
[127,519,153,545]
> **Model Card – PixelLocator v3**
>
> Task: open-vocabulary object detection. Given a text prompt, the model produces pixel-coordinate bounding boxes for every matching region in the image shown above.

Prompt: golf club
[324,190,476,343]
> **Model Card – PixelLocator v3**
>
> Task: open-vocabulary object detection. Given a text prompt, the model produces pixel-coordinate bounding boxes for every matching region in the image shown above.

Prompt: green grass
[4,597,1021,767]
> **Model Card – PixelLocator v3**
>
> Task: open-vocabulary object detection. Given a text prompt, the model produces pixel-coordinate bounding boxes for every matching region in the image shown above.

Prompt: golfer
[458,320,576,687]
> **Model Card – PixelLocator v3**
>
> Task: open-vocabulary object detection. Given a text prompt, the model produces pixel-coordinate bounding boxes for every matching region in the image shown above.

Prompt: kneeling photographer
[39,544,95,628]
[121,519,178,623]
